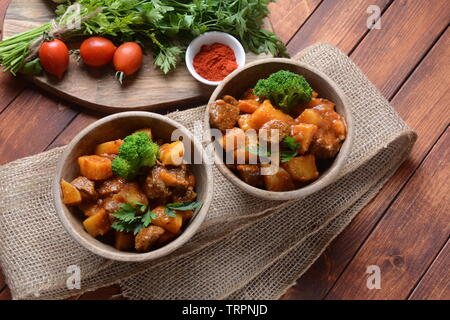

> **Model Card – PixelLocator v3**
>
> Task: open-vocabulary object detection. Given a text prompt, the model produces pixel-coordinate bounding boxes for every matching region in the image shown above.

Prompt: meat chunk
[135,225,165,252]
[209,99,240,131]
[171,186,197,203]
[71,176,97,201]
[97,177,127,197]
[297,106,347,159]
[159,165,191,188]
[116,183,148,206]
[259,119,291,145]
[143,166,172,199]
[236,164,263,188]
[102,195,123,214]
[223,95,239,106]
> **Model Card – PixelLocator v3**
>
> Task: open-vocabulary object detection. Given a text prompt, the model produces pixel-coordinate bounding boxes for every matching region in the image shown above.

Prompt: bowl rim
[53,111,214,262]
[205,58,354,201]
[185,31,246,86]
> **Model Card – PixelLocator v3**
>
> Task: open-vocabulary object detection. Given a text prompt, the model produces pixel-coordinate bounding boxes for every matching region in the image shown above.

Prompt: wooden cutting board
[2,0,269,113]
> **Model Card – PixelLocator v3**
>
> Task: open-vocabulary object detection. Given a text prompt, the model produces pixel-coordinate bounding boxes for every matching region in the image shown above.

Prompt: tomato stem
[115,71,125,85]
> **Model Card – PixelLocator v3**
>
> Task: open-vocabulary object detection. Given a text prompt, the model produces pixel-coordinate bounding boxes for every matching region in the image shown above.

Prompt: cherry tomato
[113,42,143,80]
[80,36,117,67]
[39,39,69,79]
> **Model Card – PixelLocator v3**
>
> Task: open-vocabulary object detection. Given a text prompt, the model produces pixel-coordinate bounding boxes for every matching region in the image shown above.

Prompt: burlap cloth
[0,43,416,300]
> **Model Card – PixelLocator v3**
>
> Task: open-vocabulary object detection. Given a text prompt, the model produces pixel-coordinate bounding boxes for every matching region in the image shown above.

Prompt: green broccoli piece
[112,132,159,181]
[253,70,313,112]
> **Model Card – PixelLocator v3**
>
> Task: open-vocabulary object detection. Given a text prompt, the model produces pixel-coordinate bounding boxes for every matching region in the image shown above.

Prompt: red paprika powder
[193,43,238,81]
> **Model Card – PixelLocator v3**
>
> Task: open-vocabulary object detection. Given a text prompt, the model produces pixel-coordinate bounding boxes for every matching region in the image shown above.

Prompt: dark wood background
[0,0,448,300]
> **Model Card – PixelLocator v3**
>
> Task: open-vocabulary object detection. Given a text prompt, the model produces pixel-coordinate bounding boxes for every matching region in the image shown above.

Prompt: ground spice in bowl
[193,43,238,82]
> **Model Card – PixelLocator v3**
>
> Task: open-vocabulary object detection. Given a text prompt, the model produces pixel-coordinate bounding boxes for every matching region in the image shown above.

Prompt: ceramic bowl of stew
[205,58,353,201]
[53,111,213,262]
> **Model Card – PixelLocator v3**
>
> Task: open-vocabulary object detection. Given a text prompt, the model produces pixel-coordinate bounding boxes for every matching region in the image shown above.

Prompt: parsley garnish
[112,201,203,234]
[111,202,157,235]
[246,136,301,163]
[280,136,301,162]
[164,201,203,217]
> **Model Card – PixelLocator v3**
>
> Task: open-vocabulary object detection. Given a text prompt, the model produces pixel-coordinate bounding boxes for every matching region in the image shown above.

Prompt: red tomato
[39,39,69,79]
[113,42,143,76]
[80,36,117,67]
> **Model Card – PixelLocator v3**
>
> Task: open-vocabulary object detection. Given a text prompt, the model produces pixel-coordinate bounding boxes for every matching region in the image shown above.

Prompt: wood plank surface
[285,8,450,300]
[287,0,392,55]
[0,0,448,300]
[0,0,24,113]
[0,90,78,164]
[350,0,450,99]
[409,239,450,300]
[268,0,323,43]
[326,128,449,299]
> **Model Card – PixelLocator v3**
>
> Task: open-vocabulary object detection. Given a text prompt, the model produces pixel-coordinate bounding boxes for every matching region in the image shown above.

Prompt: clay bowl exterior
[53,112,213,262]
[206,58,353,201]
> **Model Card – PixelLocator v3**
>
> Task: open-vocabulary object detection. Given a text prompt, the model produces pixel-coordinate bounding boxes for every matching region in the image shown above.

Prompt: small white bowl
[186,32,246,86]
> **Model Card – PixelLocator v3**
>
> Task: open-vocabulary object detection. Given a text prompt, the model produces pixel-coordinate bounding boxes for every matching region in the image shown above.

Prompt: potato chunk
[221,127,246,152]
[297,108,322,126]
[78,202,103,217]
[159,141,185,166]
[291,123,318,154]
[61,179,82,206]
[263,167,295,191]
[151,206,183,234]
[250,100,294,130]
[135,225,165,252]
[78,155,113,181]
[83,208,111,237]
[133,128,152,139]
[282,155,319,182]
[94,139,123,155]
[238,114,253,131]
[238,99,260,113]
[305,98,335,110]
[114,231,135,251]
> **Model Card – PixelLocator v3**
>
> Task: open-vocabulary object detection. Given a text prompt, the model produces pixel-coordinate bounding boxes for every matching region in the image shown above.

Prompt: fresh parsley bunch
[0,0,288,75]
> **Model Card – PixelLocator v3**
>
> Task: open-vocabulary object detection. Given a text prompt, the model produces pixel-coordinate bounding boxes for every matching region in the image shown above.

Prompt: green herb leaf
[283,136,300,151]
[280,136,301,162]
[166,201,203,211]
[164,207,177,217]
[245,145,271,158]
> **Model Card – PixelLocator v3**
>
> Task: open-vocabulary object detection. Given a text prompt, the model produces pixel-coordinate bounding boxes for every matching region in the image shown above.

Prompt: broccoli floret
[112,132,159,180]
[253,70,313,112]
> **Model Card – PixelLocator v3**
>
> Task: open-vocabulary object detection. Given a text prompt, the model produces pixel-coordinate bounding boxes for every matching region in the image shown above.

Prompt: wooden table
[0,0,448,300]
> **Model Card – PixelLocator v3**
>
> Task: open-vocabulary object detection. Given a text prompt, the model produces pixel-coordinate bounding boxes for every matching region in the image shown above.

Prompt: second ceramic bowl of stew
[53,112,213,262]
[205,58,353,201]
